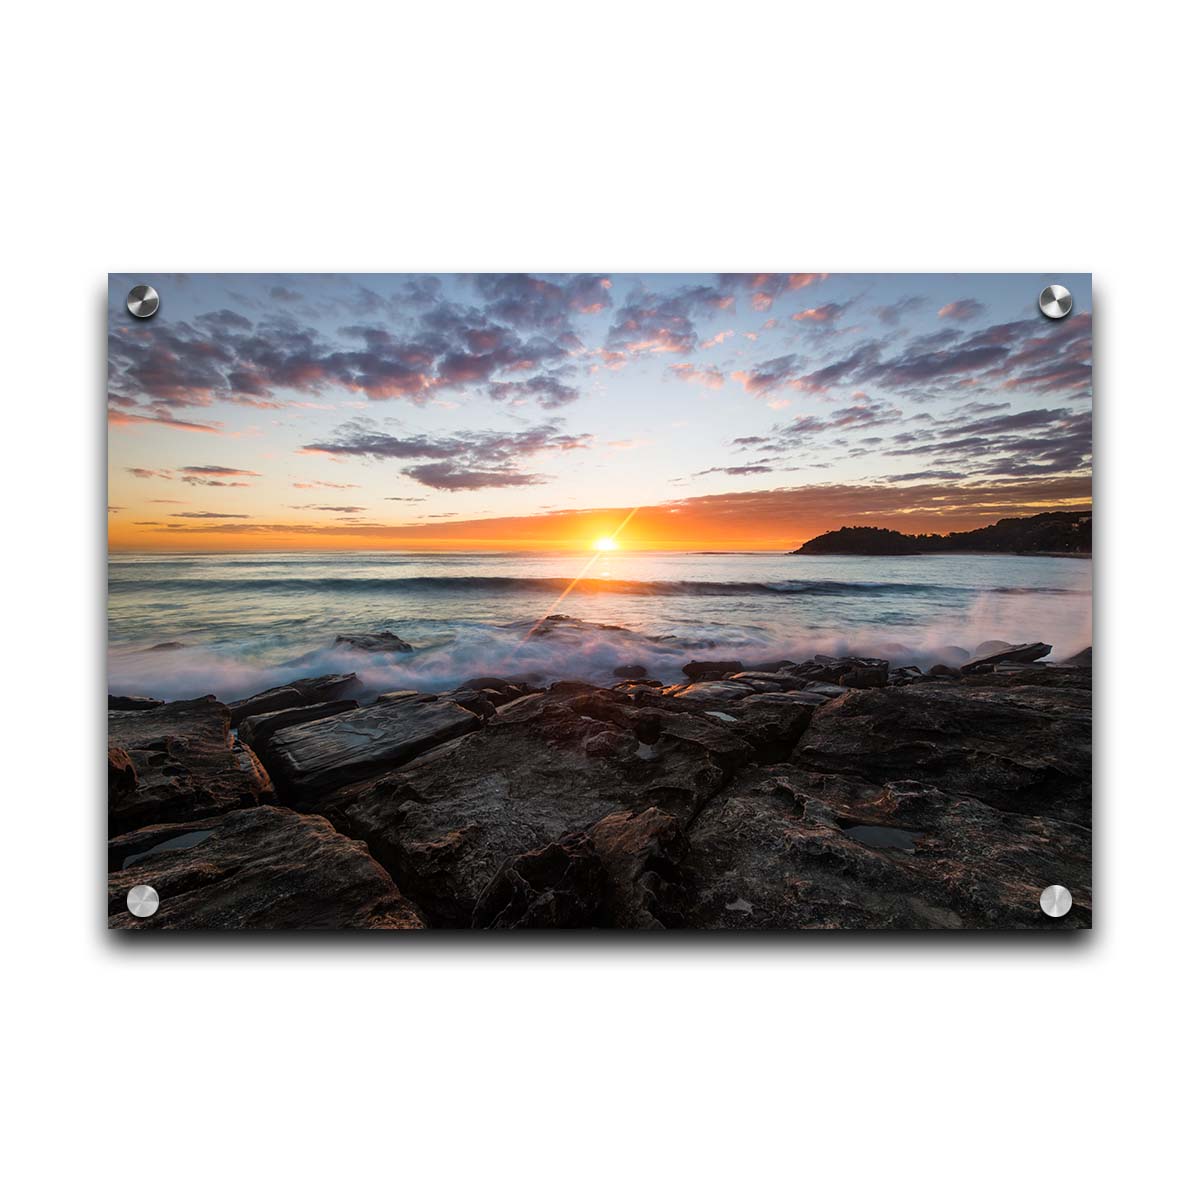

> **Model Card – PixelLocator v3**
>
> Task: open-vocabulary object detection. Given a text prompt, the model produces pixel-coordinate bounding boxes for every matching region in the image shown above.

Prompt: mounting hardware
[1039,884,1073,918]
[1038,284,1072,320]
[126,284,160,319]
[126,884,160,918]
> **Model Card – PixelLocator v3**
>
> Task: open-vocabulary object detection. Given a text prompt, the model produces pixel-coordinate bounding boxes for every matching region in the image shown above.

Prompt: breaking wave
[107,573,1085,599]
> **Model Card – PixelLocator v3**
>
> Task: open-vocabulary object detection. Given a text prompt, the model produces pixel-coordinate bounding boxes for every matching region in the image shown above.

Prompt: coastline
[109,624,1093,931]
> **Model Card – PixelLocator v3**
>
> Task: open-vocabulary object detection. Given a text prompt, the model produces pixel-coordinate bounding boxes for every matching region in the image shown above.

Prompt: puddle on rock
[840,824,923,853]
[123,829,215,869]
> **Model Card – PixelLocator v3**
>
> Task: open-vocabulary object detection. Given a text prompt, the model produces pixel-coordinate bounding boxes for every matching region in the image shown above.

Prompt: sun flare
[592,536,619,552]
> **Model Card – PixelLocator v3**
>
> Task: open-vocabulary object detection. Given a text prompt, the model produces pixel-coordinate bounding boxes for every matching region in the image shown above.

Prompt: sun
[592,536,619,552]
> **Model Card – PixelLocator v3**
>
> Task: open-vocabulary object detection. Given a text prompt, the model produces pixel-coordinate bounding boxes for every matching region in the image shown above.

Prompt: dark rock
[238,699,359,753]
[108,697,272,836]
[149,641,187,651]
[588,807,687,928]
[839,666,888,689]
[108,695,164,711]
[682,659,743,681]
[725,693,817,762]
[961,642,1052,674]
[928,663,962,678]
[108,805,423,930]
[230,687,306,722]
[255,699,482,806]
[229,673,359,724]
[584,729,637,758]
[472,807,687,930]
[612,663,648,679]
[448,689,498,721]
[461,676,530,703]
[472,832,606,929]
[328,692,750,925]
[794,681,1090,825]
[670,679,757,704]
[1063,646,1092,666]
[333,631,414,654]
[108,746,138,797]
[744,659,796,673]
[786,656,889,685]
[672,767,1090,929]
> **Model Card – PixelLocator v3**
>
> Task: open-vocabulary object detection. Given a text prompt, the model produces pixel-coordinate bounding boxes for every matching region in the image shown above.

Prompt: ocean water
[107,551,1093,702]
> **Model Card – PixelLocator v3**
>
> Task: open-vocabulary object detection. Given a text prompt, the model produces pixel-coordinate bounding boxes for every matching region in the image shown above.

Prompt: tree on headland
[791,510,1092,555]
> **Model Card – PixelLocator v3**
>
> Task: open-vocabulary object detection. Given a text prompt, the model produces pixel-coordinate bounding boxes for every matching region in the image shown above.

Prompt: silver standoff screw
[1038,284,1072,320]
[126,884,160,918]
[126,284,160,319]
[1039,884,1073,918]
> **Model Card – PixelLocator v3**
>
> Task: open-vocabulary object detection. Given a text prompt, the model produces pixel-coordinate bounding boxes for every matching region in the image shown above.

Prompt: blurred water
[108,551,1092,701]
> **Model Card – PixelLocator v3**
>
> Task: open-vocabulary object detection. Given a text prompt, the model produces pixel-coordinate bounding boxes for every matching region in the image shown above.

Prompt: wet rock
[839,666,888,689]
[333,631,414,654]
[961,642,1052,674]
[328,692,749,925]
[744,659,797,673]
[228,673,359,724]
[670,679,757,704]
[461,676,530,704]
[1063,646,1092,666]
[238,699,359,753]
[794,681,1090,825]
[786,656,889,685]
[682,659,743,681]
[672,767,1090,930]
[108,697,272,836]
[448,689,498,721]
[255,699,481,805]
[928,663,962,679]
[108,805,423,930]
[108,695,164,711]
[612,663,648,679]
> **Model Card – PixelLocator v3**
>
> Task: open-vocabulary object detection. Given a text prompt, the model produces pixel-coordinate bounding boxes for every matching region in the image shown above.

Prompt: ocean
[107,551,1093,702]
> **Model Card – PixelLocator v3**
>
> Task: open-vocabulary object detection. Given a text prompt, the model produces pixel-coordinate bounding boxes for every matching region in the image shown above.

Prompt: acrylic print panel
[107,273,1092,931]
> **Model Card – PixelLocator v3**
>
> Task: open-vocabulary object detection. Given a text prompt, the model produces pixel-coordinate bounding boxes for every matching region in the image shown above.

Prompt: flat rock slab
[228,673,359,724]
[108,805,423,930]
[238,699,359,750]
[961,642,1051,673]
[262,698,481,804]
[108,697,271,835]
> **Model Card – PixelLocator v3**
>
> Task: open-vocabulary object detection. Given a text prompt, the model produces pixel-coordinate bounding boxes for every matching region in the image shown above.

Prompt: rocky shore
[108,617,1092,930]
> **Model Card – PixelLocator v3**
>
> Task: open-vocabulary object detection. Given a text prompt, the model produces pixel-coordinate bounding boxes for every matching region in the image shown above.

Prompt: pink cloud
[701,329,734,349]
[670,362,725,390]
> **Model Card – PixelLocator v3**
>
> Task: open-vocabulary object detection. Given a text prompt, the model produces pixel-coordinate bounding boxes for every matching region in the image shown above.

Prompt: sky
[107,272,1092,552]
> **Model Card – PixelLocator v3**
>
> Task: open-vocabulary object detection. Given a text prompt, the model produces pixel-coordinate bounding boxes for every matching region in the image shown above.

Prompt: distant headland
[791,510,1092,556]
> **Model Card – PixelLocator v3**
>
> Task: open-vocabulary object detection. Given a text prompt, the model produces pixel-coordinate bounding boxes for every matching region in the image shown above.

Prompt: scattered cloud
[670,362,725,390]
[301,419,591,491]
[938,298,985,321]
[169,511,250,519]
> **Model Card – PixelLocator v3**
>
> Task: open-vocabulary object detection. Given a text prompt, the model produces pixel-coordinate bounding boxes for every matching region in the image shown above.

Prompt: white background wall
[3,3,1195,1196]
